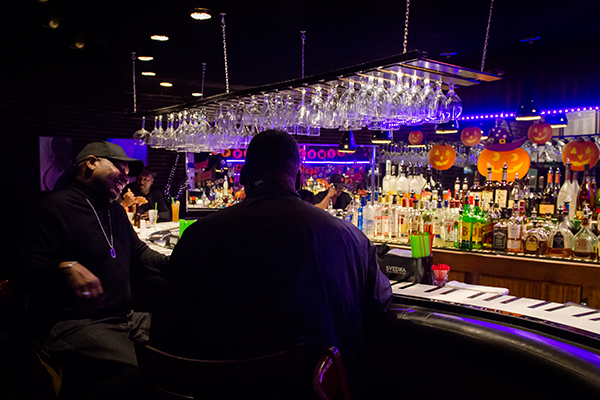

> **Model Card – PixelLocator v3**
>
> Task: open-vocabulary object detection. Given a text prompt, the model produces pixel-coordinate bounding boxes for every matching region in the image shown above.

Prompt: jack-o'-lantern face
[562,140,600,171]
[527,123,553,144]
[429,144,456,170]
[408,130,423,145]
[461,127,482,146]
[477,148,530,182]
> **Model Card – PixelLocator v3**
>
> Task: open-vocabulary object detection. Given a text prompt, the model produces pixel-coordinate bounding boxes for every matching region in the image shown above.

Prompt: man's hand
[141,211,149,220]
[326,185,336,199]
[121,189,148,208]
[59,261,104,298]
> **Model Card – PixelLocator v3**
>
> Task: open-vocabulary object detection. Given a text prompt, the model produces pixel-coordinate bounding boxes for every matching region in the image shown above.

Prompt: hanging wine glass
[133,116,150,145]
[294,88,311,135]
[164,114,177,151]
[150,116,165,148]
[339,79,362,130]
[406,74,424,125]
[308,86,324,136]
[358,75,377,125]
[195,109,211,152]
[433,80,448,122]
[322,86,342,129]
[367,77,389,130]
[385,72,409,129]
[444,83,463,120]
[421,78,437,121]
[242,95,262,137]
[281,93,296,134]
[259,93,273,131]
[174,111,190,152]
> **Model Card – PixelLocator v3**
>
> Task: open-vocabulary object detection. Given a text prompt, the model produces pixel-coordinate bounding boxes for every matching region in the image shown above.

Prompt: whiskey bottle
[481,165,495,212]
[572,205,598,261]
[523,219,548,256]
[471,199,483,250]
[482,200,495,250]
[494,163,509,210]
[492,208,508,251]
[539,168,556,216]
[576,164,593,218]
[547,206,573,258]
[470,170,483,202]
[506,202,523,254]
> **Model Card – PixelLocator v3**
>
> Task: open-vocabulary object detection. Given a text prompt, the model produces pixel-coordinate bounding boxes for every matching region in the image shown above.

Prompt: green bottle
[471,199,483,249]
[459,202,473,250]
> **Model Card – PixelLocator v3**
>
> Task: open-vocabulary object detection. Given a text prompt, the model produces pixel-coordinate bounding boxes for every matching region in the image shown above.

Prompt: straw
[155,203,158,210]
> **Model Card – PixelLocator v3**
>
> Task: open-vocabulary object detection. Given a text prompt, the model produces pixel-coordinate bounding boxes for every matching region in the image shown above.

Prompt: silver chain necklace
[86,198,116,259]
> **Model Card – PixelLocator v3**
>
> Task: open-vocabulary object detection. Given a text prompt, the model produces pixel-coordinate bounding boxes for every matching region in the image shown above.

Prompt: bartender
[121,168,171,221]
[313,174,352,210]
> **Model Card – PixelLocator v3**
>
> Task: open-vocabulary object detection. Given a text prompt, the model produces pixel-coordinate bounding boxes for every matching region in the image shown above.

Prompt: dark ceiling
[3,0,600,114]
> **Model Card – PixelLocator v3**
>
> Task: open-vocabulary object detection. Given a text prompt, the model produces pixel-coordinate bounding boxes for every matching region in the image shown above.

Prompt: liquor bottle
[561,201,576,234]
[471,199,483,250]
[422,200,433,235]
[381,195,390,238]
[591,170,598,213]
[547,206,573,258]
[433,201,445,247]
[409,164,420,198]
[492,208,509,251]
[553,168,562,209]
[454,206,462,248]
[434,170,443,194]
[357,196,365,231]
[481,165,495,212]
[576,164,593,218]
[454,177,461,200]
[389,195,397,239]
[539,168,556,216]
[382,160,393,195]
[409,199,422,235]
[482,200,495,250]
[508,176,521,211]
[418,163,427,193]
[397,162,409,196]
[442,200,455,248]
[470,170,483,202]
[461,177,469,203]
[523,219,548,255]
[506,202,523,254]
[571,171,580,220]
[363,192,375,238]
[557,160,574,212]
[459,201,472,250]
[494,164,509,210]
[374,192,383,239]
[422,167,433,201]
[572,205,598,261]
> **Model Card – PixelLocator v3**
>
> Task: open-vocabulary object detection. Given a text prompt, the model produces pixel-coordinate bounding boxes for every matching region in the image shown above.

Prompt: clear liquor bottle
[454,177,461,200]
[389,195,398,239]
[557,160,574,212]
[381,194,390,239]
[494,164,509,210]
[470,170,483,202]
[442,200,455,248]
[433,201,445,247]
[523,219,548,255]
[572,205,598,261]
[363,192,375,238]
[481,165,495,212]
[374,192,383,239]
[547,206,573,258]
[571,171,580,220]
[397,197,409,240]
[397,162,409,196]
[506,203,523,254]
[382,160,394,195]
[422,200,433,235]
[507,174,521,211]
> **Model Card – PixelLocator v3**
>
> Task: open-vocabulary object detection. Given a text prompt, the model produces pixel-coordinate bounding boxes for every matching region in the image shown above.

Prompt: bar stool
[312,347,351,400]
[134,339,305,399]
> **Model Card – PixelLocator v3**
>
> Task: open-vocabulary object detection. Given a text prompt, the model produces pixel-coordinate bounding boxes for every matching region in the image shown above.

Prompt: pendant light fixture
[515,82,542,121]
[372,130,392,144]
[339,131,356,153]
[435,120,459,134]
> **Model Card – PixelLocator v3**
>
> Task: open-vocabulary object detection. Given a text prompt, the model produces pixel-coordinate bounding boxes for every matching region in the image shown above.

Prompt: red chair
[312,347,352,400]
[134,339,305,400]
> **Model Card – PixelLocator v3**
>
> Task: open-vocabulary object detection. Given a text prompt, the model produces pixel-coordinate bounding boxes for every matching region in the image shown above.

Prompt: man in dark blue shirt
[151,130,391,398]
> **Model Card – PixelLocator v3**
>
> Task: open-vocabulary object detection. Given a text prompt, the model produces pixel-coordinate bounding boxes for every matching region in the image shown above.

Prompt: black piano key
[501,297,521,304]
[573,310,600,318]
[441,289,459,295]
[483,294,504,302]
[424,286,444,293]
[544,304,570,312]
[589,316,600,322]
[467,292,486,299]
[528,301,551,309]
[398,282,418,289]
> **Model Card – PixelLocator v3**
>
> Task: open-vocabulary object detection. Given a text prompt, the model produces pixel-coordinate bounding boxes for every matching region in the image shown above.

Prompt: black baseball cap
[75,141,144,177]
[330,174,347,187]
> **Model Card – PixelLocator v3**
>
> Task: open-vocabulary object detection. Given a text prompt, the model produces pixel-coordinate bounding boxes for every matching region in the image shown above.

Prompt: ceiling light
[47,18,60,29]
[192,93,203,97]
[151,35,169,41]
[191,8,211,20]
[515,83,542,121]
[138,56,154,61]
[160,82,173,87]
[372,130,392,144]
[436,120,459,134]
[339,131,356,153]
[141,72,156,76]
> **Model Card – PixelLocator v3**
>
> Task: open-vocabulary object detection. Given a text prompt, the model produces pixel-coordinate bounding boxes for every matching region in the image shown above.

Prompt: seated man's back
[151,130,391,398]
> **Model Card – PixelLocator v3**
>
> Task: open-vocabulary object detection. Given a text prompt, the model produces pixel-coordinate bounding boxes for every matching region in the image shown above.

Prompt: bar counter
[375,239,600,309]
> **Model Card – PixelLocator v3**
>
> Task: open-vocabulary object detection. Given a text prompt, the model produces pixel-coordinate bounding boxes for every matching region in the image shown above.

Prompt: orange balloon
[429,144,456,170]
[477,148,530,182]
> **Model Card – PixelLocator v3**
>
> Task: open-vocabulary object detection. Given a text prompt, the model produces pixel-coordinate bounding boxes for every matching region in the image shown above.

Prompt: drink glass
[171,201,180,222]
[148,209,158,229]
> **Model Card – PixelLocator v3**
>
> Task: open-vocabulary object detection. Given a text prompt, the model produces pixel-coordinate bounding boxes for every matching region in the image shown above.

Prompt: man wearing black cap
[121,168,171,221]
[12,141,169,398]
[313,173,353,210]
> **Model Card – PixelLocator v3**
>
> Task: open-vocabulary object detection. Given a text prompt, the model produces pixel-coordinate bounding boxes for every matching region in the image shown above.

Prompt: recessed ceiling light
[160,82,173,87]
[151,35,169,41]
[191,93,203,97]
[141,72,156,76]
[47,18,60,29]
[191,8,211,20]
[138,56,154,61]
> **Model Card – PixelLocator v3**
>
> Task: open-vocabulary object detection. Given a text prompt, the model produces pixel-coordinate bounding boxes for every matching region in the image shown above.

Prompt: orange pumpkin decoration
[429,143,456,170]
[562,139,600,171]
[408,130,423,145]
[461,127,483,146]
[477,148,530,182]
[527,122,553,144]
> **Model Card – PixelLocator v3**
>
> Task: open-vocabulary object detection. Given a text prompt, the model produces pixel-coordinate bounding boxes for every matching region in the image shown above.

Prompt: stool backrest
[134,340,305,400]
[312,347,352,400]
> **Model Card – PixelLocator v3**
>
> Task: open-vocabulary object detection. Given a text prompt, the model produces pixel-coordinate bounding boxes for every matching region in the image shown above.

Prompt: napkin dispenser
[376,244,433,284]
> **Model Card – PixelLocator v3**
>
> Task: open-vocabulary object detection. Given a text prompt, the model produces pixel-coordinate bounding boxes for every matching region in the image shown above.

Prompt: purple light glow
[460,106,598,120]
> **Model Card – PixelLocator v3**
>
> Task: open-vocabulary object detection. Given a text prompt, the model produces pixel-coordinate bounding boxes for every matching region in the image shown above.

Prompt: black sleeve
[130,223,169,276]
[364,238,393,313]
[312,191,326,205]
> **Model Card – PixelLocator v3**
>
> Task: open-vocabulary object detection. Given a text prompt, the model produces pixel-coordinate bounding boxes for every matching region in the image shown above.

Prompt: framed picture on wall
[39,136,72,191]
